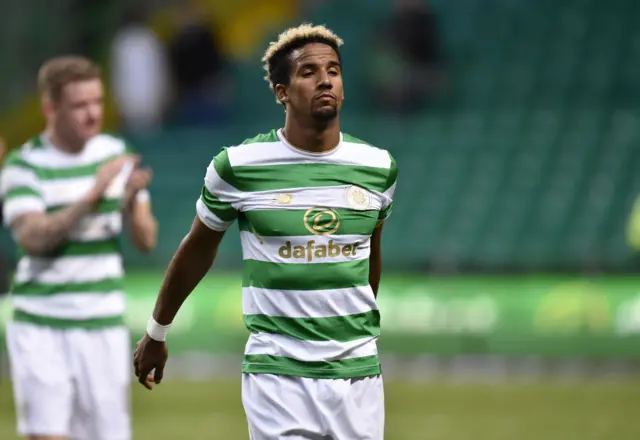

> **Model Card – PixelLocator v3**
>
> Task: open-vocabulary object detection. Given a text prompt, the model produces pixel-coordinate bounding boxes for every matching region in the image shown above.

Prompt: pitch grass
[1,379,640,439]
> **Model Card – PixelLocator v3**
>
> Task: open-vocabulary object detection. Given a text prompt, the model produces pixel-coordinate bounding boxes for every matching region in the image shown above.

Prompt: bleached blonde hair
[261,23,344,103]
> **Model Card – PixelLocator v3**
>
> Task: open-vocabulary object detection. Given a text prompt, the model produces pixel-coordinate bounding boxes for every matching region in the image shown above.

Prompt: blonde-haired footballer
[1,55,157,440]
[134,23,398,439]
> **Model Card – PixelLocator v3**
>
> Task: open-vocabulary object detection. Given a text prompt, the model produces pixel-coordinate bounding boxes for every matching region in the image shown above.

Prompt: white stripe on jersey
[242,285,378,319]
[14,254,123,285]
[244,331,379,362]
[228,134,391,169]
[11,291,125,320]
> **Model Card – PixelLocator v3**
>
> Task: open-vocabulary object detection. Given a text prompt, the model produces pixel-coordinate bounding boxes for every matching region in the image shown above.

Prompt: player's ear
[275,84,289,104]
[41,94,54,119]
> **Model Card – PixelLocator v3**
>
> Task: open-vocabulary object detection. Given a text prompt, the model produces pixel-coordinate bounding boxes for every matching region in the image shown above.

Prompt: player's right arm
[150,216,226,328]
[1,154,130,255]
[133,149,240,390]
[12,199,100,255]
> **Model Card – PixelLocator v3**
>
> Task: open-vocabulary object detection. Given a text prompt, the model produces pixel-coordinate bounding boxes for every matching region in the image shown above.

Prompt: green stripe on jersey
[244,310,380,342]
[2,153,37,171]
[5,154,124,181]
[223,163,389,193]
[213,148,234,183]
[242,354,381,379]
[19,238,120,259]
[45,238,120,258]
[242,259,369,291]
[241,130,278,144]
[342,133,370,145]
[379,203,393,220]
[47,198,121,214]
[239,208,378,237]
[385,154,398,192]
[12,309,125,329]
[4,187,41,200]
[30,135,44,148]
[12,277,123,296]
[200,187,238,221]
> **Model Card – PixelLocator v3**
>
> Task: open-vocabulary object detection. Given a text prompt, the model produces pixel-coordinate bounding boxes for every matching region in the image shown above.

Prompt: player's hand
[133,333,168,391]
[88,155,139,201]
[124,167,152,207]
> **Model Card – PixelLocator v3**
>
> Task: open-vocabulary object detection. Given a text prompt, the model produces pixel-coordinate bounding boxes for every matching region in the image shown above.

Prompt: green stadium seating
[1,0,640,273]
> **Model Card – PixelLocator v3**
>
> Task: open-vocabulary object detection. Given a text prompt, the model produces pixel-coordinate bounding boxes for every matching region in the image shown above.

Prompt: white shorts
[5,321,131,440]
[242,373,385,440]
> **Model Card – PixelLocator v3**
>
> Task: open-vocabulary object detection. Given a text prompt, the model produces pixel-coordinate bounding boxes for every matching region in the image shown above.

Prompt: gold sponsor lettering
[278,240,360,262]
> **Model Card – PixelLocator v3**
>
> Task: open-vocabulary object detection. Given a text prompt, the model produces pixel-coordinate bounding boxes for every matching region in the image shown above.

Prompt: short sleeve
[196,148,242,231]
[378,152,397,223]
[0,152,46,227]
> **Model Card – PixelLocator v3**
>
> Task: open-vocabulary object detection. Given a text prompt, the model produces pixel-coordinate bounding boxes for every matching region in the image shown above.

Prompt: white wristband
[146,317,171,342]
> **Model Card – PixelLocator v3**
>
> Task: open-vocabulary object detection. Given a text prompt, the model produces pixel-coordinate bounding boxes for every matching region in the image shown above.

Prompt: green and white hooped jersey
[196,129,398,379]
[0,133,149,328]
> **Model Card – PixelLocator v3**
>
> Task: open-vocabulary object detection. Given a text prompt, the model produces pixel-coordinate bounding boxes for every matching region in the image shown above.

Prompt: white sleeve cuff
[136,189,150,203]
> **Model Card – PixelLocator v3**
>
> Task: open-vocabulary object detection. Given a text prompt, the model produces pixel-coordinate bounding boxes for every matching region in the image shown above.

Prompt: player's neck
[45,128,84,154]
[282,118,340,154]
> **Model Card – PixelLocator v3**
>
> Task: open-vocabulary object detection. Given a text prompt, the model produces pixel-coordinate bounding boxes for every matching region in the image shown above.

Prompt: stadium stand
[1,0,639,273]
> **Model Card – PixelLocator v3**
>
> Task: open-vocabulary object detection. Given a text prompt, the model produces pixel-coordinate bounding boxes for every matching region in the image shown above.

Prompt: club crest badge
[345,185,371,210]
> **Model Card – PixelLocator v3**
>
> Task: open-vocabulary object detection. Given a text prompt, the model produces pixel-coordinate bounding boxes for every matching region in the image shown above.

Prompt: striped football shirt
[0,133,149,328]
[196,129,398,379]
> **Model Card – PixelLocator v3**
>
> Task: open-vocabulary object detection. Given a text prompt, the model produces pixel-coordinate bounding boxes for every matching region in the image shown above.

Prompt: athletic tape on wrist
[146,317,171,342]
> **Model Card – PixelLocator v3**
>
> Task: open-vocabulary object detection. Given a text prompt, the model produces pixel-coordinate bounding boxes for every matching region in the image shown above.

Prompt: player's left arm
[370,151,398,298]
[121,142,158,253]
[369,223,384,298]
[126,195,158,253]
[123,165,157,253]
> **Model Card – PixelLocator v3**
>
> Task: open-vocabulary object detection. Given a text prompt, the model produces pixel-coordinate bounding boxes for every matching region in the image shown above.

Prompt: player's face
[283,43,344,122]
[51,79,104,146]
